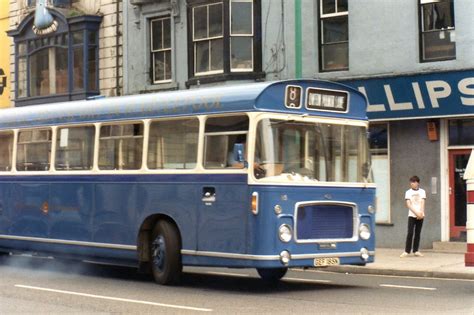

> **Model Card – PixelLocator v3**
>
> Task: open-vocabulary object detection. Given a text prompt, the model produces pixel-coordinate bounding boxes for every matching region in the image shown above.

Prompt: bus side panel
[137,180,199,251]
[0,181,12,238]
[50,182,93,242]
[10,182,50,240]
[196,182,249,254]
[94,182,138,245]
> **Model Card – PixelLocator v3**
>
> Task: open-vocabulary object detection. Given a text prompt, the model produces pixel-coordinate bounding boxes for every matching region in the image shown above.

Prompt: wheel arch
[136,213,182,268]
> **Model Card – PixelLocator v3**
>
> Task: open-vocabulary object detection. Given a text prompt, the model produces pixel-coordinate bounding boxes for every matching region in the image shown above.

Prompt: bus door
[197,116,250,253]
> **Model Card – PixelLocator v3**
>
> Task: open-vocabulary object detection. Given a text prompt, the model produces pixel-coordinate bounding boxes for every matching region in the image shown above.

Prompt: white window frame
[319,0,349,72]
[192,2,225,76]
[151,17,173,84]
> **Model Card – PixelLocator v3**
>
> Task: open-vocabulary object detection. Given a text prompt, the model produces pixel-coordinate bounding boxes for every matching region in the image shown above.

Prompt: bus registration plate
[314,257,340,267]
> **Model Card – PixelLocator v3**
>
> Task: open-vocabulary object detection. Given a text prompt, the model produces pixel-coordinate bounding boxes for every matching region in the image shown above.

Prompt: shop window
[448,119,474,146]
[419,0,456,62]
[319,0,348,72]
[369,123,390,223]
[8,13,101,106]
[186,0,263,86]
[151,17,173,83]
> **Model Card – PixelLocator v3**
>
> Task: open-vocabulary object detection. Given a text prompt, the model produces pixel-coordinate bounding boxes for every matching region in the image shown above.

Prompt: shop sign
[342,70,474,121]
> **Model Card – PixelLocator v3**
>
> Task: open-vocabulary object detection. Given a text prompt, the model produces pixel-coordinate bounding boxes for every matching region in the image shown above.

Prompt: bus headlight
[278,224,292,243]
[359,224,371,240]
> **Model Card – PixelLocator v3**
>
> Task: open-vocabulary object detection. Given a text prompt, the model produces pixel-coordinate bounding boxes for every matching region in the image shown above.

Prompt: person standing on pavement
[400,176,426,258]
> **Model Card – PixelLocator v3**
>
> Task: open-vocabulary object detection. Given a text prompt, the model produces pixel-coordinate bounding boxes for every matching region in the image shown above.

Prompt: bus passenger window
[55,126,95,171]
[17,129,52,171]
[99,123,143,170]
[148,118,199,169]
[204,115,249,169]
[0,131,14,171]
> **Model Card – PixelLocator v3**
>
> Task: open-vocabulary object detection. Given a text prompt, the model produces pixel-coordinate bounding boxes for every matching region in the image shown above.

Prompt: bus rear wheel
[150,220,182,285]
[257,267,288,282]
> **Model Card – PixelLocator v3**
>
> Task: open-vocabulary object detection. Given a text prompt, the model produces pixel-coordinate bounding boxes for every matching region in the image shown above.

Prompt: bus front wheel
[150,220,182,285]
[257,267,288,282]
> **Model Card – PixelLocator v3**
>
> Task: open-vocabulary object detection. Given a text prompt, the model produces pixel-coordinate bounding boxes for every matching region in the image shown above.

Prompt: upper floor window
[151,17,172,83]
[319,0,349,72]
[27,0,71,7]
[8,12,102,106]
[186,0,263,86]
[419,0,456,62]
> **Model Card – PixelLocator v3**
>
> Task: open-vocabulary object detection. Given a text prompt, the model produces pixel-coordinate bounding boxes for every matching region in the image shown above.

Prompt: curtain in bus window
[148,119,199,169]
[0,132,14,171]
[16,129,52,171]
[99,123,143,170]
[55,126,95,170]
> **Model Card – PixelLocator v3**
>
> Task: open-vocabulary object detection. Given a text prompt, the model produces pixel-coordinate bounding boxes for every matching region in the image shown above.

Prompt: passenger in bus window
[227,134,247,168]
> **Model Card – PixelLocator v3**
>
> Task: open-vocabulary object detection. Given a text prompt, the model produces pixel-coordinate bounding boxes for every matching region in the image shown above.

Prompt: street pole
[464,149,474,267]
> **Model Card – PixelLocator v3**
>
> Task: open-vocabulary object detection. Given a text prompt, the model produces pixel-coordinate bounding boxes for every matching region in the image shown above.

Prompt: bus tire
[257,267,288,282]
[150,220,182,285]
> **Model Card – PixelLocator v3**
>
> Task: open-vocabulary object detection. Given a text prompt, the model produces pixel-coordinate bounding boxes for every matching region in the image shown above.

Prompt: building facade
[7,0,123,107]
[123,0,474,248]
[0,1,11,108]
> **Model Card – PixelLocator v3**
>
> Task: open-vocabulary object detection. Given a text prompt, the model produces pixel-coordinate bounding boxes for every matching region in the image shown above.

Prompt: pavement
[324,248,474,280]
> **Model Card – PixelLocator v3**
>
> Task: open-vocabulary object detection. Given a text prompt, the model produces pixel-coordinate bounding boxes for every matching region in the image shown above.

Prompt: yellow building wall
[0,1,10,108]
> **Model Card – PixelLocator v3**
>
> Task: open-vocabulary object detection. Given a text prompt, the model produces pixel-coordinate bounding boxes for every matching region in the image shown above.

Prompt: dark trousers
[405,216,424,253]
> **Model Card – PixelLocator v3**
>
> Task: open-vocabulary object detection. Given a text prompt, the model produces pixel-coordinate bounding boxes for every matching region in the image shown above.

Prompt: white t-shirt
[405,188,426,218]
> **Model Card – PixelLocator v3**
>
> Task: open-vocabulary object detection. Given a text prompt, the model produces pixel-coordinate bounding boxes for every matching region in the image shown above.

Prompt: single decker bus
[0,79,376,284]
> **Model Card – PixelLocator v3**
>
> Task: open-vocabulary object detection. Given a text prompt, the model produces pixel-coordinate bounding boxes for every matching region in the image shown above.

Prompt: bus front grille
[295,203,355,241]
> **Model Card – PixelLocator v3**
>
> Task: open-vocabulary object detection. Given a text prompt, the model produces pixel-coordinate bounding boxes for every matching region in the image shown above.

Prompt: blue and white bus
[0,80,375,284]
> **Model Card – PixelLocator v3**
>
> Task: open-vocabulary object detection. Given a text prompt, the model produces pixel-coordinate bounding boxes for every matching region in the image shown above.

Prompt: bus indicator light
[251,192,259,215]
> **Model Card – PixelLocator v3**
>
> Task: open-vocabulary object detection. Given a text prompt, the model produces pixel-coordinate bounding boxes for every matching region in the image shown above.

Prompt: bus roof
[0,79,368,129]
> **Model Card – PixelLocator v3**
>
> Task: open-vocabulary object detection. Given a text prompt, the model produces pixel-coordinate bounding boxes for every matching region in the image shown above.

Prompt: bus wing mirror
[233,143,245,163]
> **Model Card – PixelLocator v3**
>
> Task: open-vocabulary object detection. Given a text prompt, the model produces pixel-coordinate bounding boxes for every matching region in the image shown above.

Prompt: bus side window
[0,131,14,171]
[17,128,52,171]
[204,115,249,169]
[55,126,95,171]
[148,118,199,170]
[98,123,144,170]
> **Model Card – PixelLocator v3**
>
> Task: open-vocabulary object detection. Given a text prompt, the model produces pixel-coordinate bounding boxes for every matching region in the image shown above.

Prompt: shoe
[400,252,409,258]
[414,251,424,257]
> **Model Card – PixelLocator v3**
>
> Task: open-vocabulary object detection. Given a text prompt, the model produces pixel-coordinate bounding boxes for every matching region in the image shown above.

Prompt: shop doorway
[448,150,470,241]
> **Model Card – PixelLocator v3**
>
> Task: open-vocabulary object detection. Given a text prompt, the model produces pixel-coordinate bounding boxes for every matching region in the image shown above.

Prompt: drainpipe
[464,149,474,267]
[294,0,302,79]
[116,0,121,96]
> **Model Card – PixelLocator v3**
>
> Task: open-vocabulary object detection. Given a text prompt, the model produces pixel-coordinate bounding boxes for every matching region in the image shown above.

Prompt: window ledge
[185,72,266,88]
[139,82,179,94]
[15,91,100,107]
